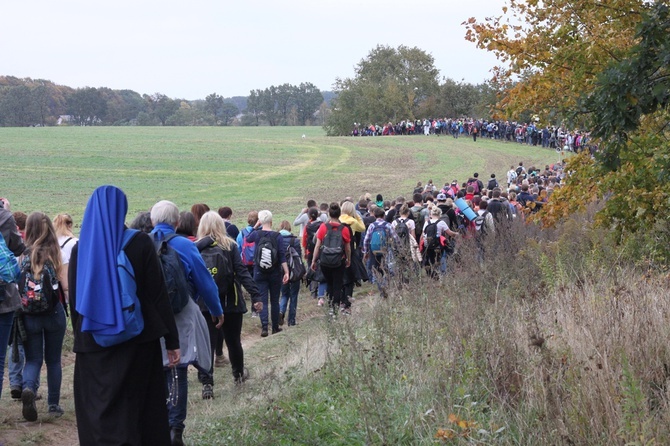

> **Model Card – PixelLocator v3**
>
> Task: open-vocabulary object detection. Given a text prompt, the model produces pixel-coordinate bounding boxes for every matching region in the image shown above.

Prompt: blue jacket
[151,223,223,316]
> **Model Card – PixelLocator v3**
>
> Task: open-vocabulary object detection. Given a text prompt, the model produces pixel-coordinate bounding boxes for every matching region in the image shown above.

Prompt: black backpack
[423,222,441,252]
[488,178,499,190]
[197,237,234,301]
[285,236,306,282]
[254,231,280,273]
[394,217,410,244]
[18,255,59,314]
[319,223,344,268]
[305,221,322,255]
[153,233,191,315]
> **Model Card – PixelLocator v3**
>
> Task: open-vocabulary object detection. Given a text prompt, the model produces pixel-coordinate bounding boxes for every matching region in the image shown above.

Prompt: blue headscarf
[75,185,128,335]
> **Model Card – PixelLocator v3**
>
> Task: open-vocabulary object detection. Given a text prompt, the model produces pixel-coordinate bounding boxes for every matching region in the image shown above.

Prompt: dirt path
[0,287,377,446]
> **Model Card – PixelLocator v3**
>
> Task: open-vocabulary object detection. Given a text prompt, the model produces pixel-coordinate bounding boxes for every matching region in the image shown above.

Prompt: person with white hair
[150,200,223,446]
[245,210,289,337]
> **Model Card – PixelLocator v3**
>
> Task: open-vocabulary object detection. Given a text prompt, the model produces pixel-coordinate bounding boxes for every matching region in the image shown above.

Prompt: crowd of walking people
[352,118,595,153]
[0,158,564,444]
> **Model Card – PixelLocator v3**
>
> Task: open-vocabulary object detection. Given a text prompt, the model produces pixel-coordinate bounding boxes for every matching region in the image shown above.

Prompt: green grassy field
[0,126,561,229]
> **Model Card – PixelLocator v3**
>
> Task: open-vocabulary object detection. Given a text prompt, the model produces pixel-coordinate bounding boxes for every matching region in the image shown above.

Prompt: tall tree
[294,82,324,125]
[0,85,38,126]
[205,93,224,124]
[325,45,440,135]
[67,87,107,125]
[144,93,178,126]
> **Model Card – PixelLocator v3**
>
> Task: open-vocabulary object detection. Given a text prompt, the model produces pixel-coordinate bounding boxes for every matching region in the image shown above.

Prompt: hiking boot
[10,385,22,400]
[202,384,214,400]
[261,328,268,337]
[272,327,283,335]
[214,355,228,367]
[21,388,37,422]
[340,307,352,315]
[48,404,64,418]
[235,367,250,385]
[170,427,184,446]
[278,312,285,326]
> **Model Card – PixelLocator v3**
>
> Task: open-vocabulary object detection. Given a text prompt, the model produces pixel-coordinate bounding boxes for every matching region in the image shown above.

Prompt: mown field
[0,126,561,227]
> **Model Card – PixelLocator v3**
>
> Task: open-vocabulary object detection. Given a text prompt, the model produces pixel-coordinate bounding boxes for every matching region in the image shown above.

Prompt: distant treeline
[0,76,335,127]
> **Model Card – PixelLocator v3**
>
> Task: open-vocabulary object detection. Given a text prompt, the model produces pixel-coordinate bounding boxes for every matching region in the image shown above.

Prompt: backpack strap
[59,237,73,249]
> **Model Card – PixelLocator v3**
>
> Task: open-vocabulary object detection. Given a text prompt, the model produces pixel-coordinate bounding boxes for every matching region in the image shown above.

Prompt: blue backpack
[369,223,389,255]
[92,229,145,347]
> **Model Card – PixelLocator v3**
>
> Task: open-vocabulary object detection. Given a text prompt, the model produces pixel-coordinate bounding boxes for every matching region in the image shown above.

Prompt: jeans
[280,281,300,325]
[165,364,189,430]
[22,302,67,406]
[0,311,14,399]
[254,270,282,331]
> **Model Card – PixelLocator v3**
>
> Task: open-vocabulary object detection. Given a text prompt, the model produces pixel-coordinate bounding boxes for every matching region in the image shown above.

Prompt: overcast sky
[1,0,504,100]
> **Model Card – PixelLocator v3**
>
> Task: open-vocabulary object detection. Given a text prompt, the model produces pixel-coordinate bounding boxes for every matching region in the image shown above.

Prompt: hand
[167,349,181,367]
[311,262,317,271]
[253,301,263,312]
[282,272,289,284]
[302,208,308,214]
[346,258,351,268]
[212,314,224,329]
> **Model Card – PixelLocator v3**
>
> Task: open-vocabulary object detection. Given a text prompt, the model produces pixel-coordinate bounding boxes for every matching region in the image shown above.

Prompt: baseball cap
[436,193,447,201]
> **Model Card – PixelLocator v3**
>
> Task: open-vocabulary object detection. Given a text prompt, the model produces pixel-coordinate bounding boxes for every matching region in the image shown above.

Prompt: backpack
[509,170,518,182]
[488,178,499,190]
[197,237,234,299]
[319,223,344,268]
[423,222,441,252]
[305,221,322,255]
[467,179,480,194]
[240,227,255,266]
[0,232,20,303]
[153,233,191,315]
[18,254,59,314]
[394,218,410,244]
[474,211,492,236]
[412,207,425,241]
[516,166,523,176]
[369,223,389,255]
[254,231,280,272]
[92,229,145,347]
[286,236,306,282]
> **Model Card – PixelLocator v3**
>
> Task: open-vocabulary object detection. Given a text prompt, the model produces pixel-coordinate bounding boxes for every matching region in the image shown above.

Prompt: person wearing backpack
[339,201,366,313]
[310,203,351,314]
[278,221,302,325]
[150,200,223,445]
[362,207,400,298]
[70,186,180,445]
[236,211,259,317]
[420,207,459,279]
[302,207,327,305]
[0,197,25,402]
[391,205,419,280]
[245,210,289,337]
[487,174,499,190]
[196,212,263,394]
[16,212,67,421]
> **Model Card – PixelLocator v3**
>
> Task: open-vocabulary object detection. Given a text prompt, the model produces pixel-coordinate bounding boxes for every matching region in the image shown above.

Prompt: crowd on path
[352,117,596,153]
[0,159,564,444]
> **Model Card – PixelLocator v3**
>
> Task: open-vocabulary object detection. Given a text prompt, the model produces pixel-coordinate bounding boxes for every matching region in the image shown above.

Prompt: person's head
[400,204,410,217]
[25,211,62,278]
[329,202,342,220]
[341,201,355,217]
[306,199,317,208]
[413,193,423,204]
[308,207,319,221]
[217,206,233,220]
[279,220,291,232]
[396,196,405,205]
[383,200,391,211]
[190,203,210,226]
[430,207,442,218]
[474,172,479,179]
[258,210,273,226]
[466,185,474,194]
[319,203,329,212]
[247,211,259,226]
[436,193,447,203]
[373,207,385,219]
[521,184,529,192]
[490,173,496,179]
[358,198,368,210]
[151,200,179,227]
[176,211,197,237]
[53,213,75,238]
[129,211,153,233]
[444,198,454,208]
[492,189,502,198]
[197,211,233,250]
[13,211,27,232]
[479,200,488,210]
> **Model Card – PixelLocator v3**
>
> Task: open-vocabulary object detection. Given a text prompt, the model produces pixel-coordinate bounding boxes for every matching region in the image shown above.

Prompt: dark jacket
[196,237,260,314]
[69,232,180,353]
[0,206,25,314]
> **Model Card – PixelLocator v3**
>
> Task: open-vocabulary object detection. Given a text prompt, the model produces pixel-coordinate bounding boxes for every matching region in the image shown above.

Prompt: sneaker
[10,385,22,400]
[214,355,227,367]
[251,311,259,318]
[235,367,250,385]
[340,307,352,315]
[21,388,37,422]
[317,298,325,306]
[202,384,214,400]
[278,312,285,326]
[261,328,268,337]
[272,327,283,335]
[48,404,64,418]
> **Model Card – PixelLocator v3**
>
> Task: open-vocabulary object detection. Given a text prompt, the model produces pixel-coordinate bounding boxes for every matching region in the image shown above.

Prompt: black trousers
[321,264,345,308]
[199,312,245,384]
